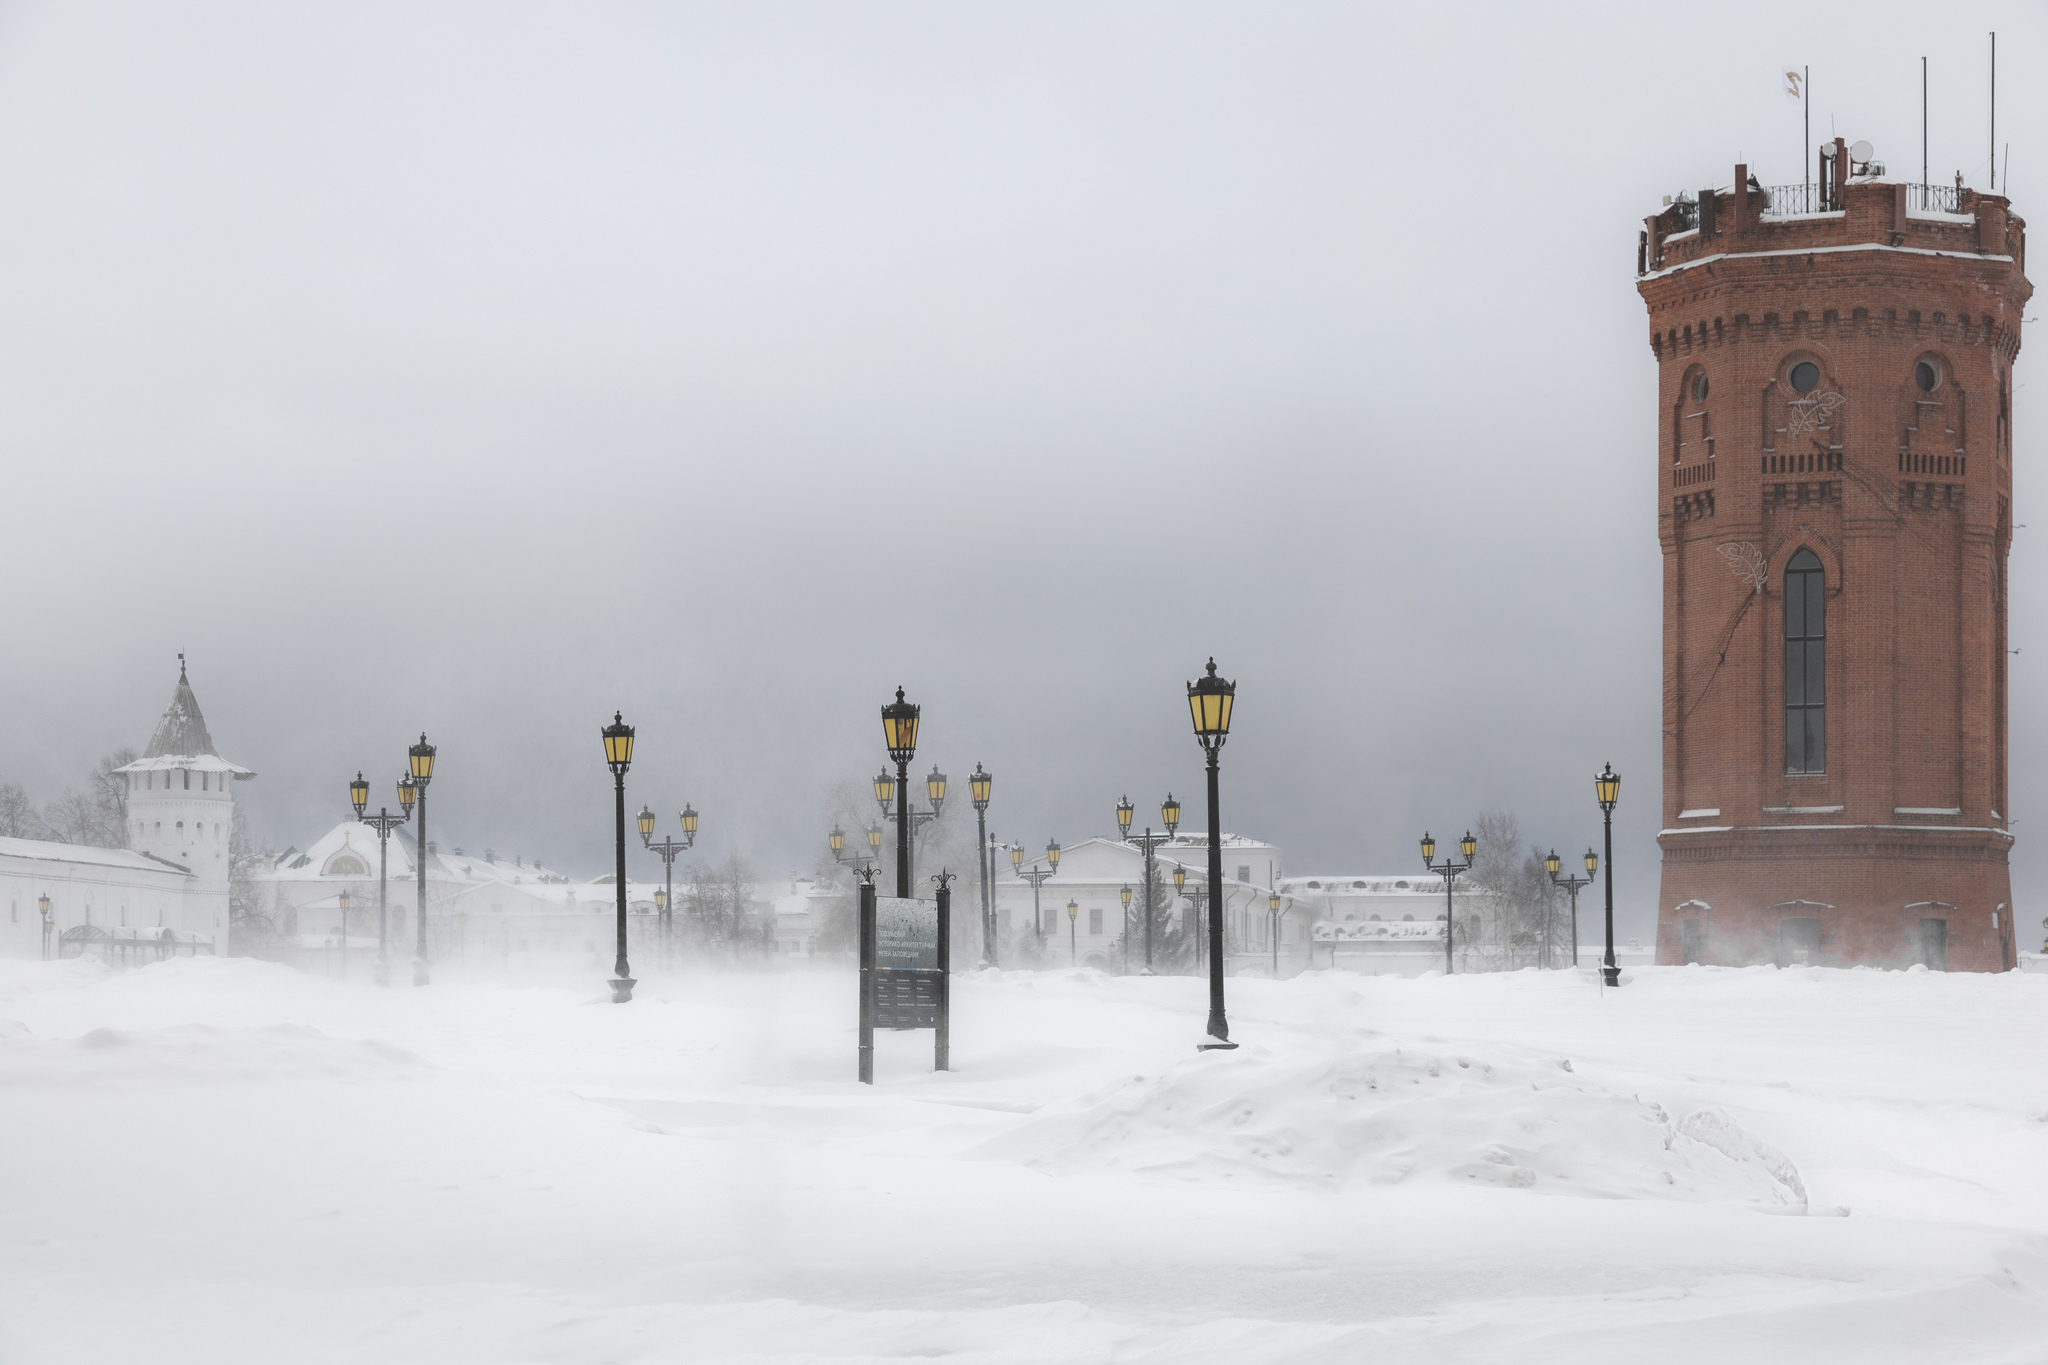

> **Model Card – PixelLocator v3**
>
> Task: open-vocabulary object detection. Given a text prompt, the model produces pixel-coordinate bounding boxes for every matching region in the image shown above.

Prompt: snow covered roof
[1280,875,1442,896]
[117,659,254,779]
[0,835,195,877]
[1313,920,1444,942]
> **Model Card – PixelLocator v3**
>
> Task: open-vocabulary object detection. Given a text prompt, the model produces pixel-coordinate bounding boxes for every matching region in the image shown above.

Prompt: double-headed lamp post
[970,764,995,967]
[1420,829,1478,975]
[1596,763,1621,986]
[39,893,53,959]
[406,735,437,987]
[879,688,923,899]
[602,713,637,1003]
[640,803,699,952]
[1116,794,1179,974]
[1066,898,1079,965]
[1013,840,1059,947]
[350,771,410,987]
[1188,658,1238,1050]
[1544,847,1598,970]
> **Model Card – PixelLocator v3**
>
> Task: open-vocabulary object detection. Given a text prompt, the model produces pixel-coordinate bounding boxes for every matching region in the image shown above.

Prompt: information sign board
[857,878,952,1082]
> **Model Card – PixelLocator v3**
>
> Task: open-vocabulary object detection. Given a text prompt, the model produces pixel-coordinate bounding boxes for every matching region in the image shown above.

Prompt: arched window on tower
[1785,549,1826,774]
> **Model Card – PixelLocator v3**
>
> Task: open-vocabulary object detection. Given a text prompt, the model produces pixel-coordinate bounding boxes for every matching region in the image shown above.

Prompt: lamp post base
[1601,965,1621,987]
[1196,1039,1240,1051]
[413,959,430,987]
[610,976,636,1003]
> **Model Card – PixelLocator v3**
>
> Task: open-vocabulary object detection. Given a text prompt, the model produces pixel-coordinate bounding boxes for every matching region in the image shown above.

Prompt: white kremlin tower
[118,656,254,896]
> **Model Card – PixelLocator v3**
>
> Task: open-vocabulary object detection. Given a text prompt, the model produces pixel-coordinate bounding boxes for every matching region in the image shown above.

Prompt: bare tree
[229,805,282,957]
[1465,810,1567,970]
[0,781,47,838]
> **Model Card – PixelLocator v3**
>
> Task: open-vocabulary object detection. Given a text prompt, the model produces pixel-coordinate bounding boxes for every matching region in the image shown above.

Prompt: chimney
[1731,164,1750,235]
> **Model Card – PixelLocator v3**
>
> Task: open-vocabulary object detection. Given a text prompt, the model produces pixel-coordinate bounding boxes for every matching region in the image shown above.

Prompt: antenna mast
[1990,32,1996,190]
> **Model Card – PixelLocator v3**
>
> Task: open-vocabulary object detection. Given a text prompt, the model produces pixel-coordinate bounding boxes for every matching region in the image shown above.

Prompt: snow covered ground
[4,955,2047,1364]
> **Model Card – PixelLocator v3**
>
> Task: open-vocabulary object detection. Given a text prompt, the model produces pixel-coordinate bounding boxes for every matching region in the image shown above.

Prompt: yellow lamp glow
[1116,795,1134,837]
[636,805,656,843]
[1120,884,1132,908]
[1161,793,1180,834]
[1186,657,1235,744]
[1045,839,1061,870]
[349,772,369,817]
[1595,763,1620,811]
[680,804,698,838]
[397,774,416,813]
[829,825,847,854]
[1584,847,1599,875]
[881,687,920,765]
[409,733,437,784]
[1459,831,1477,861]
[969,764,991,811]
[873,771,895,808]
[1419,831,1436,863]
[601,714,634,774]
[1544,849,1561,877]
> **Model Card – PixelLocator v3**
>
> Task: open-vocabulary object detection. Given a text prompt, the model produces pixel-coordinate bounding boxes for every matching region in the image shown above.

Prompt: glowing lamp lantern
[925,766,947,815]
[1161,794,1181,835]
[1269,891,1281,914]
[1045,839,1061,871]
[339,890,350,913]
[866,824,883,852]
[680,804,699,839]
[1584,847,1599,875]
[1419,831,1436,864]
[1116,795,1134,839]
[1186,658,1235,746]
[409,734,437,787]
[969,764,992,812]
[1066,899,1078,921]
[1120,884,1133,909]
[829,825,847,856]
[637,805,656,845]
[601,714,635,776]
[1595,763,1620,812]
[396,773,416,813]
[1545,849,1562,877]
[873,771,895,810]
[39,893,52,922]
[349,772,370,818]
[655,888,667,913]
[881,687,920,766]
[1460,831,1477,862]
[1009,843,1024,871]
[1173,865,1187,892]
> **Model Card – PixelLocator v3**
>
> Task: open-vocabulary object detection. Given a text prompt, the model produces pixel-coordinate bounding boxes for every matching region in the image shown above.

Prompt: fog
[0,2,2040,938]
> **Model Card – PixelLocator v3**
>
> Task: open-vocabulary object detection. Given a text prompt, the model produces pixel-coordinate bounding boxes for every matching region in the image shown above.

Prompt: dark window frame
[1784,548,1826,774]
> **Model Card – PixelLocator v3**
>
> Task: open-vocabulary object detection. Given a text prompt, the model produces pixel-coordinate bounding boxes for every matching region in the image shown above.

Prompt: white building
[1280,873,1506,976]
[985,833,1288,971]
[0,660,246,959]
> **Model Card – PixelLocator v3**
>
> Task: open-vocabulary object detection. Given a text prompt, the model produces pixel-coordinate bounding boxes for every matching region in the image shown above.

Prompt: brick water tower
[1638,139,2028,971]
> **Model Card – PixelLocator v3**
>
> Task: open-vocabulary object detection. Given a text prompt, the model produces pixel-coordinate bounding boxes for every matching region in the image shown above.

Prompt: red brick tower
[1639,142,2028,971]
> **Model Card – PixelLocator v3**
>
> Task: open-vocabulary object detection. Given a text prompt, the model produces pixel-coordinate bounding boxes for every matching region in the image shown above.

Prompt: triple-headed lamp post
[970,764,994,966]
[406,735,437,986]
[602,713,636,1003]
[1420,829,1478,975]
[350,771,410,987]
[1544,847,1598,970]
[1596,763,1621,986]
[1188,658,1237,1050]
[1116,794,1179,974]
[640,803,699,952]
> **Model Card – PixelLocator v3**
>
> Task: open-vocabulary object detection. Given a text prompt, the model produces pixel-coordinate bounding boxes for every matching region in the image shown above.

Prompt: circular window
[1790,362,1820,393]
[1690,372,1709,403]
[1915,360,1939,392]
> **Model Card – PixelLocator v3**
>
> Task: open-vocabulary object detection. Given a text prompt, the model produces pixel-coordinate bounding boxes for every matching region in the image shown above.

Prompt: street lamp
[1421,829,1478,975]
[879,688,921,899]
[969,763,995,967]
[602,713,636,1003]
[350,770,410,988]
[1187,658,1238,1049]
[407,735,436,987]
[1545,847,1597,970]
[1596,763,1621,986]
[643,805,699,955]
[39,893,53,960]
[1114,794,1177,974]
[1013,839,1058,948]
[1119,883,1133,972]
[1268,890,1287,978]
[1066,898,1079,966]
[337,890,351,977]
[1174,863,1211,968]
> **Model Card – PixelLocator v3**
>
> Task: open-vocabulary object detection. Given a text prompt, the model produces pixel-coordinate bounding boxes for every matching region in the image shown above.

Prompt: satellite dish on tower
[1851,140,1874,164]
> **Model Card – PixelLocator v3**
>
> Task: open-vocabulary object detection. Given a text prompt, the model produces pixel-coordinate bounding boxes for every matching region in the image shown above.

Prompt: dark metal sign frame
[857,874,952,1083]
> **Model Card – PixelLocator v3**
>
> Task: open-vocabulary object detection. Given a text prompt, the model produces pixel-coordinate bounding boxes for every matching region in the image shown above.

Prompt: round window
[1690,372,1709,403]
[1915,360,1939,392]
[1790,361,1820,393]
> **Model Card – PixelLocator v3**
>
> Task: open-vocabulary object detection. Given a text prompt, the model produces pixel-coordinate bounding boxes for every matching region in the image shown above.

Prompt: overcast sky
[0,2,2040,939]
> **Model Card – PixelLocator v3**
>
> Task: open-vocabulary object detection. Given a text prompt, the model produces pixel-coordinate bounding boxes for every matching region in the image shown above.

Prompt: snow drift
[983,1036,1806,1207]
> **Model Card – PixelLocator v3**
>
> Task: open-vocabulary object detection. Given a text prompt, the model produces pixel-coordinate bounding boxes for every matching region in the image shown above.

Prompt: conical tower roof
[143,655,218,758]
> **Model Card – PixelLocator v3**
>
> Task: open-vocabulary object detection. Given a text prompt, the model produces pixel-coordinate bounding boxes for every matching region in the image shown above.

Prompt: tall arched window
[1784,548,1826,773]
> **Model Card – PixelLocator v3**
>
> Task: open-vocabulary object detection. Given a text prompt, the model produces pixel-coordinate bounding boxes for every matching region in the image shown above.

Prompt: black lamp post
[337,890,351,976]
[1066,897,1078,966]
[1421,829,1478,975]
[1116,794,1179,974]
[1174,863,1211,968]
[879,688,927,899]
[1268,890,1289,978]
[1119,883,1133,973]
[970,764,994,966]
[1596,763,1621,986]
[1014,839,1058,949]
[1545,847,1597,970]
[642,804,699,957]
[1187,658,1238,1049]
[351,771,410,988]
[602,713,636,1003]
[406,735,437,987]
[39,893,53,960]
